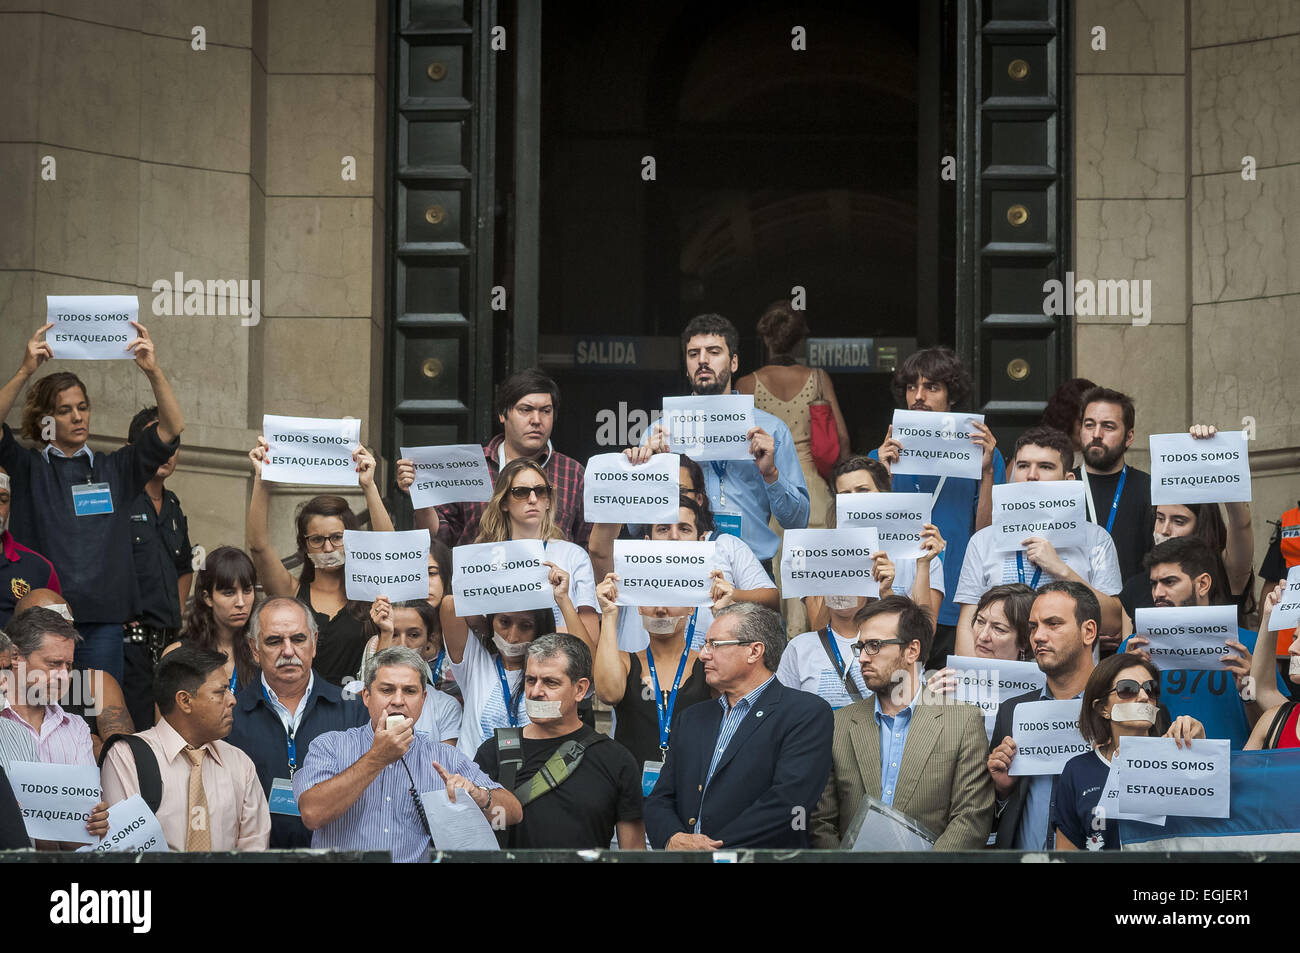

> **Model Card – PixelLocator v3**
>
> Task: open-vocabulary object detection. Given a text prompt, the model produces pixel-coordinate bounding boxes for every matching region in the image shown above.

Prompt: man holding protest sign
[0,321,184,684]
[871,347,1004,665]
[955,426,1124,652]
[631,314,809,573]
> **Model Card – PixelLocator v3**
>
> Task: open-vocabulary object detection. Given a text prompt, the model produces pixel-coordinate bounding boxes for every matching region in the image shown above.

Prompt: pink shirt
[0,702,93,766]
[100,717,270,852]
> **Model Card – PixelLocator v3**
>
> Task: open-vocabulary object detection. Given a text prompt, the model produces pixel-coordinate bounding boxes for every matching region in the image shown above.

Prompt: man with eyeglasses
[986,580,1131,850]
[405,369,592,548]
[811,595,993,849]
[226,597,368,848]
[643,603,832,850]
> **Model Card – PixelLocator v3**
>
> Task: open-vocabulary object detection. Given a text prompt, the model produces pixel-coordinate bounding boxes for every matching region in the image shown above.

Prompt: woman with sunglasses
[1053,653,1203,851]
[246,436,394,684]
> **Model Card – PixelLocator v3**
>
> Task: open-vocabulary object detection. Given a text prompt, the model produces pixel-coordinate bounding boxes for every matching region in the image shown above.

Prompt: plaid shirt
[434,433,592,548]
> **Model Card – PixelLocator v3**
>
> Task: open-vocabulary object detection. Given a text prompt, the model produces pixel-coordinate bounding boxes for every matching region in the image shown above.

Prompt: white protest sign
[836,492,931,561]
[46,294,138,361]
[1116,736,1230,819]
[400,445,493,509]
[945,655,1047,740]
[1007,699,1089,776]
[1150,432,1251,505]
[1267,565,1300,632]
[1134,605,1238,670]
[780,528,881,599]
[5,760,101,843]
[990,480,1088,553]
[452,540,553,616]
[584,452,680,524]
[613,540,715,607]
[660,395,754,461]
[343,529,430,603]
[76,795,169,853]
[1098,765,1165,826]
[889,409,984,481]
[260,414,360,486]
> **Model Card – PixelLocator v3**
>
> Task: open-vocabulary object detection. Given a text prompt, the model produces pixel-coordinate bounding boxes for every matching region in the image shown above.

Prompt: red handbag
[809,369,840,479]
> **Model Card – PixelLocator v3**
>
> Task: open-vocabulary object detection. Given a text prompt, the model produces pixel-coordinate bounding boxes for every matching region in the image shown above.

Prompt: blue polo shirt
[869,446,1006,626]
[227,676,369,848]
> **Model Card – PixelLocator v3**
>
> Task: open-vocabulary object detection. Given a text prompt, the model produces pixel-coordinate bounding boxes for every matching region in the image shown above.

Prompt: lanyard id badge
[269,777,301,816]
[641,761,663,797]
[71,482,113,516]
[713,513,743,538]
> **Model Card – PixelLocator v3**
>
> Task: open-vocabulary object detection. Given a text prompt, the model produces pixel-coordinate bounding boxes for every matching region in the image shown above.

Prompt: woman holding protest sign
[1052,653,1202,851]
[245,435,393,685]
[1245,588,1300,749]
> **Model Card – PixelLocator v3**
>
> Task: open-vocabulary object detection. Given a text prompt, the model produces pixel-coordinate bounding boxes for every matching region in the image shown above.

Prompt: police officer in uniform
[123,407,194,730]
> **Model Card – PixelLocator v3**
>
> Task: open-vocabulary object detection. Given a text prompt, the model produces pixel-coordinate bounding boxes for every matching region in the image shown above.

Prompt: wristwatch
[477,785,493,811]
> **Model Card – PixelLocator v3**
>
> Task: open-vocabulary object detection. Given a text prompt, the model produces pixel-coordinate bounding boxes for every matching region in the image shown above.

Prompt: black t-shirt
[474,725,642,849]
[296,580,367,686]
[614,652,712,766]
[1261,518,1288,581]
[1073,465,1153,582]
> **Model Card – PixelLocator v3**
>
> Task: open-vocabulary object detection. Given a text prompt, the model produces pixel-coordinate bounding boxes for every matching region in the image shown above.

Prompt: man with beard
[1120,537,1275,748]
[811,595,993,849]
[986,581,1111,849]
[1073,388,1153,608]
[634,314,809,573]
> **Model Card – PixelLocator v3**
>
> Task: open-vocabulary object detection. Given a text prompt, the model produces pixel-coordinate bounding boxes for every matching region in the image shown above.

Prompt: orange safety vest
[1274,505,1300,656]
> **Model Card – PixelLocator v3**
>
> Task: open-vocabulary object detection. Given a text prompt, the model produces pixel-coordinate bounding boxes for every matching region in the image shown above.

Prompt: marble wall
[0,0,388,562]
[1074,0,1300,576]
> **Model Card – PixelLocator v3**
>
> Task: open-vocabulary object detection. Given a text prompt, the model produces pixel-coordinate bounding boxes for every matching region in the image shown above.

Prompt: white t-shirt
[892,554,946,599]
[543,539,597,630]
[415,684,463,744]
[776,627,872,710]
[953,522,1123,606]
[448,634,530,755]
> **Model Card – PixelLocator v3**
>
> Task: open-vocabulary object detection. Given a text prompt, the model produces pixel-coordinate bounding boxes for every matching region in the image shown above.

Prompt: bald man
[12,588,133,755]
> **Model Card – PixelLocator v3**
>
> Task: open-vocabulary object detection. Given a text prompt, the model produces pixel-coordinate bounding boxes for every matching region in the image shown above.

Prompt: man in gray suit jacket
[812,595,993,850]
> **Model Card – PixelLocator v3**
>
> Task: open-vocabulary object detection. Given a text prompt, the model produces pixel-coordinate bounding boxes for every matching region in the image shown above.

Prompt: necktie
[184,747,212,851]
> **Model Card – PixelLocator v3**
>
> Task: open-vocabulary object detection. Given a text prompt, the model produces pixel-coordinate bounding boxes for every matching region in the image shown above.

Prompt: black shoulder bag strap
[818,627,864,701]
[97,734,163,815]
[514,731,608,807]
[1265,700,1298,750]
[494,727,524,790]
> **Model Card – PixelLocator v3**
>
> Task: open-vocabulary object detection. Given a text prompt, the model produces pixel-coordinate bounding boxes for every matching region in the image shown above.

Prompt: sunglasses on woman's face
[508,484,552,501]
[1108,678,1159,702]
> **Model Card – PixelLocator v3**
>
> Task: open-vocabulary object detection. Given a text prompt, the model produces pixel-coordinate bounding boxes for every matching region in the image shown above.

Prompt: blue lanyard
[261,683,298,776]
[1103,465,1127,535]
[645,611,698,755]
[494,656,523,727]
[431,648,445,684]
[229,668,238,694]
[711,461,728,507]
[1016,551,1042,588]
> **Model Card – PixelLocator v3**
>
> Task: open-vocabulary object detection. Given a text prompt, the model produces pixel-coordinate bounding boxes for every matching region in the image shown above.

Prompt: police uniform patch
[11,577,30,600]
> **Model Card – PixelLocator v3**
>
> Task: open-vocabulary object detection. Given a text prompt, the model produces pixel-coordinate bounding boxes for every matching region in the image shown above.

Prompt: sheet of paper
[660,395,755,461]
[1267,565,1300,632]
[1098,764,1165,826]
[836,492,931,561]
[400,444,493,509]
[583,452,681,524]
[1134,604,1238,670]
[780,528,881,599]
[1008,699,1090,776]
[945,655,1047,740]
[76,795,170,853]
[260,414,361,486]
[990,480,1088,553]
[452,540,553,616]
[342,529,431,602]
[888,409,984,480]
[1116,736,1230,819]
[1149,431,1251,505]
[421,789,501,850]
[5,760,102,843]
[613,540,715,607]
[46,294,138,360]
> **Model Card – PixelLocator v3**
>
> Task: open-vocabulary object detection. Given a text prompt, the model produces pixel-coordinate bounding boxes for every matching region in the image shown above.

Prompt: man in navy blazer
[644,603,833,850]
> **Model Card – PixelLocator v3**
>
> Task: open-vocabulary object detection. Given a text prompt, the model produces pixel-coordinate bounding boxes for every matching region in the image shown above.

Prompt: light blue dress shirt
[873,683,922,806]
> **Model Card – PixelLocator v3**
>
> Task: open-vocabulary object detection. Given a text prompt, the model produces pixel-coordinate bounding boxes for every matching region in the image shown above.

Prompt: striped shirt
[293,723,502,863]
[0,717,36,772]
[0,702,94,766]
[695,676,775,832]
